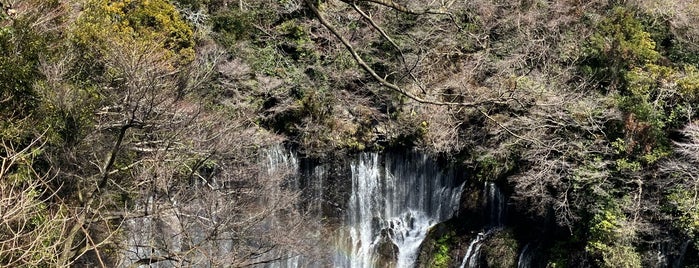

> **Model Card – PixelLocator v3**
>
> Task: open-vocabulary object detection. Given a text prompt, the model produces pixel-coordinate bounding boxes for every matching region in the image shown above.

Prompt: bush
[584,6,659,85]
[586,204,641,268]
[72,0,195,63]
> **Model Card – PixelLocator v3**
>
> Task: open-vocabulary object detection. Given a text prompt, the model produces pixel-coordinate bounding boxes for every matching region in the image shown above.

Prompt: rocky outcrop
[375,229,399,267]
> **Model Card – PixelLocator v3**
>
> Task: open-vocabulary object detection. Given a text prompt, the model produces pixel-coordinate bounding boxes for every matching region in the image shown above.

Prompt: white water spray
[334,152,464,268]
[517,243,534,268]
[459,182,505,268]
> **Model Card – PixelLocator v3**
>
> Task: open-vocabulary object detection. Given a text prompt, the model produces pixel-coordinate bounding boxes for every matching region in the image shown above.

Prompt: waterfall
[653,238,691,268]
[517,243,534,268]
[334,151,464,268]
[673,239,690,268]
[265,144,299,180]
[459,182,505,268]
[485,182,505,228]
[264,146,325,268]
[460,230,494,268]
[120,147,464,267]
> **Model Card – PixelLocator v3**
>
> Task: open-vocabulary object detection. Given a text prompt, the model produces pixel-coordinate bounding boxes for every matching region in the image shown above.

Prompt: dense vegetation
[2,0,699,267]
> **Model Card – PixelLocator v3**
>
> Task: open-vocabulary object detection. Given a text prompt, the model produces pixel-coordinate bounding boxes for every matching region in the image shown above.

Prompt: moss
[431,232,454,268]
[482,229,519,268]
[474,153,514,182]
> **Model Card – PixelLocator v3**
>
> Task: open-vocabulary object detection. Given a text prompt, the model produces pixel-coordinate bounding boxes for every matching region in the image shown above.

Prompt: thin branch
[354,0,450,16]
[351,3,426,93]
[305,0,513,107]
[477,108,542,146]
[128,256,179,268]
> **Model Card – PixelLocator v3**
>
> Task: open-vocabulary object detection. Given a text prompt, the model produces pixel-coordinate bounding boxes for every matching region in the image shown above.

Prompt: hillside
[2,0,699,267]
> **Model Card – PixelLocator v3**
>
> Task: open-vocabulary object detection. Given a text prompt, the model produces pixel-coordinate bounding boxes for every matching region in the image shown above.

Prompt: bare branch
[305,0,513,107]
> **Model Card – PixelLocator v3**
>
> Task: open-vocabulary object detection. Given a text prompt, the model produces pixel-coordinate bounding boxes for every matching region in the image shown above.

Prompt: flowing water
[460,230,493,268]
[517,243,534,268]
[120,147,464,268]
[459,182,505,268]
[333,152,464,268]
[673,239,690,268]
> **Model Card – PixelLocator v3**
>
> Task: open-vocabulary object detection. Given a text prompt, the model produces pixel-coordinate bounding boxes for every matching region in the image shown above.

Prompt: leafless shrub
[0,136,74,267]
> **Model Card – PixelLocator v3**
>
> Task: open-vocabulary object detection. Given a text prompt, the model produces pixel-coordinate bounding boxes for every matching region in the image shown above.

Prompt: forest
[2,0,699,267]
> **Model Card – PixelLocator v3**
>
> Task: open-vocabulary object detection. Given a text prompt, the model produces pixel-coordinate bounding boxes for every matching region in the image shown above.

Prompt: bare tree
[35,27,325,265]
[659,123,699,229]
[0,135,74,267]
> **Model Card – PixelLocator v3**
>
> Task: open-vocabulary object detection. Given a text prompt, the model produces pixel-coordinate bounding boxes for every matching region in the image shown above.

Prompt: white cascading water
[121,147,464,268]
[517,243,534,268]
[459,182,505,268]
[461,229,498,268]
[334,152,464,268]
[673,239,690,268]
[122,145,306,268]
[264,146,303,268]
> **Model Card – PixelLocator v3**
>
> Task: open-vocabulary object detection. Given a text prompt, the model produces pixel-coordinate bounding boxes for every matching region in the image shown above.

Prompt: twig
[305,0,513,107]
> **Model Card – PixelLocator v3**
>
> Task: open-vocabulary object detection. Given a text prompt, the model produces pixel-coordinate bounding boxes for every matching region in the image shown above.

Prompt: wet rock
[375,229,399,267]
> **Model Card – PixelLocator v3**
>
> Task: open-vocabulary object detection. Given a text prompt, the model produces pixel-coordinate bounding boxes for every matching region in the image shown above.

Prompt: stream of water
[333,152,464,268]
[459,182,505,268]
[120,148,465,268]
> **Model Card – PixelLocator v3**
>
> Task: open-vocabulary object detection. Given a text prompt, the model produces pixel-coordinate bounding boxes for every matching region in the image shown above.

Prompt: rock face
[298,152,353,226]
[416,181,519,268]
[375,229,399,267]
[482,229,519,268]
[415,220,454,268]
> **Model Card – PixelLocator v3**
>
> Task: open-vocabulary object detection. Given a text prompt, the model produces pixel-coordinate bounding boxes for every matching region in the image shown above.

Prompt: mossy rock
[416,217,477,268]
[482,228,519,268]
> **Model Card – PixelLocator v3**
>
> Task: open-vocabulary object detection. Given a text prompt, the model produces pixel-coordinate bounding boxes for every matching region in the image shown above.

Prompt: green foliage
[612,62,698,167]
[587,7,659,68]
[638,12,699,65]
[0,19,46,131]
[276,19,319,62]
[476,155,498,180]
[678,65,699,99]
[35,81,100,146]
[614,158,641,172]
[569,157,612,207]
[667,188,699,249]
[211,10,254,45]
[431,232,454,268]
[172,0,205,10]
[387,110,429,148]
[474,154,514,181]
[72,0,195,63]
[584,6,659,85]
[247,43,293,76]
[546,240,573,267]
[586,204,641,268]
[621,63,684,128]
[666,40,699,65]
